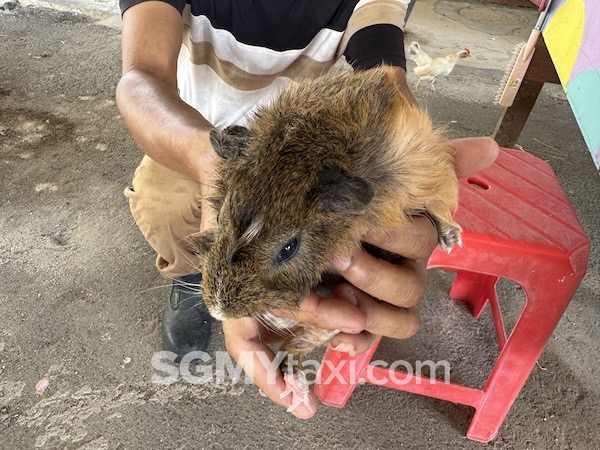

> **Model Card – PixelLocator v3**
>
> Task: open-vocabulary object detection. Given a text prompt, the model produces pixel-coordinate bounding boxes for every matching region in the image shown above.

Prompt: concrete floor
[0,1,598,449]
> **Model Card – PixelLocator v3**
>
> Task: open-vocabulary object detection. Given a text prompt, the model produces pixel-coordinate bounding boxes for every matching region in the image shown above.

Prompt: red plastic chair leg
[449,270,499,319]
[450,270,508,349]
[315,338,381,408]
[465,272,580,442]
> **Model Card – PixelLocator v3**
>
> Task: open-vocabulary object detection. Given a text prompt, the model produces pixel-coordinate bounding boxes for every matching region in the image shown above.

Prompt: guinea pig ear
[186,229,218,256]
[307,166,374,214]
[209,125,251,160]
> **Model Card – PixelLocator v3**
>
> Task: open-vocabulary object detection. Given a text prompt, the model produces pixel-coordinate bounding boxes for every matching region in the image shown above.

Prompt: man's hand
[221,136,500,419]
[223,284,372,419]
[328,137,500,353]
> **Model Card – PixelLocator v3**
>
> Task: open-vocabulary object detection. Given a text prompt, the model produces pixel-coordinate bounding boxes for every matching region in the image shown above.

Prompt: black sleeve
[120,0,186,16]
[344,23,406,71]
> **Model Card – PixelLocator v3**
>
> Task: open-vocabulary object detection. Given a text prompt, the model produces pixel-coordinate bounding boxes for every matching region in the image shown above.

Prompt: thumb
[451,137,499,177]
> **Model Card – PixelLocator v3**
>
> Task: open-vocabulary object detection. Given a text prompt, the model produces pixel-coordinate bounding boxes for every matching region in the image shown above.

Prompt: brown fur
[189,66,461,367]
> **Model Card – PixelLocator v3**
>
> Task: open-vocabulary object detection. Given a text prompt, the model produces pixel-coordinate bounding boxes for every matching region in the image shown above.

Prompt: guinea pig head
[188,125,374,321]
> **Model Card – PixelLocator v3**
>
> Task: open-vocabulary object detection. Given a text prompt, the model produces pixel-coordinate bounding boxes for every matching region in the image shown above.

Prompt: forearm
[391,67,417,106]
[116,69,217,182]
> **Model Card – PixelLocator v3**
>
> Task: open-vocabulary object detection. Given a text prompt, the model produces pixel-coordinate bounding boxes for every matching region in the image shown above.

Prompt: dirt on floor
[0,3,599,450]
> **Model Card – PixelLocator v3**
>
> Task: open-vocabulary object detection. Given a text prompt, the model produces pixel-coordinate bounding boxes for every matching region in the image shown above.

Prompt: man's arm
[389,66,417,105]
[116,1,218,215]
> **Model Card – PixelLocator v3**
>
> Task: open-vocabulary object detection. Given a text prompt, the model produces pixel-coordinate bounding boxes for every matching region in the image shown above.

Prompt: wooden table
[492,35,560,148]
[492,0,600,171]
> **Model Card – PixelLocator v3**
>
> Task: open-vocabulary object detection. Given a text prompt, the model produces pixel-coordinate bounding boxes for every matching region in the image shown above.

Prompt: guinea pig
[188,65,461,409]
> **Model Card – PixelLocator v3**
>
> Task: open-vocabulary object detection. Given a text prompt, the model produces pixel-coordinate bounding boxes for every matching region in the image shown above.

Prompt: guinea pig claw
[438,225,462,253]
[281,371,314,414]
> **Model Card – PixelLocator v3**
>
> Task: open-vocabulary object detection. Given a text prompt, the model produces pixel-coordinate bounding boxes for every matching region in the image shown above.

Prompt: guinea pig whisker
[136,282,205,311]
[137,284,173,294]
[270,307,301,325]
[172,242,204,273]
[171,280,202,292]
[250,318,265,345]
[255,314,295,339]
[255,314,277,334]
[258,312,278,329]
[255,315,278,340]
[163,271,202,291]
[258,313,297,338]
[159,275,207,312]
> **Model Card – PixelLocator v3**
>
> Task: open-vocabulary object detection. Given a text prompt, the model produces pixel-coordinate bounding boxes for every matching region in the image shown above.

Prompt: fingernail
[333,255,351,271]
[333,343,356,356]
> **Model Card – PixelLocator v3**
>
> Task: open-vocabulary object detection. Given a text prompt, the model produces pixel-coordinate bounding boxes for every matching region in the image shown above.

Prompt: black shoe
[161,273,212,361]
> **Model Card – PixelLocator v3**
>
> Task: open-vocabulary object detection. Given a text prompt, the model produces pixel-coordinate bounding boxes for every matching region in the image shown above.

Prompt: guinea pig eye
[277,237,299,263]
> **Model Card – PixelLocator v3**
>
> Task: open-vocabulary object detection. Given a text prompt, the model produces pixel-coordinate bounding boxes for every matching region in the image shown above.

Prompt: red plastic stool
[314,147,589,442]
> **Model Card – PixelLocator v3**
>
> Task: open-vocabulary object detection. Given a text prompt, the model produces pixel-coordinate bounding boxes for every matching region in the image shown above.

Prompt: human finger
[331,283,421,339]
[222,318,317,419]
[363,215,438,261]
[329,330,380,355]
[451,137,499,177]
[332,249,427,308]
[272,291,366,335]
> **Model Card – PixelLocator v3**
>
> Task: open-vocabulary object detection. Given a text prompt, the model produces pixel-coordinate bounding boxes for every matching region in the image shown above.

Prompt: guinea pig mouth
[206,301,265,321]
[206,304,227,321]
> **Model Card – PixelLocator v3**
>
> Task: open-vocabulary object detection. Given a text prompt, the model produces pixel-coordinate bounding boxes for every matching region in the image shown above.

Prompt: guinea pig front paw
[280,371,315,414]
[438,224,462,253]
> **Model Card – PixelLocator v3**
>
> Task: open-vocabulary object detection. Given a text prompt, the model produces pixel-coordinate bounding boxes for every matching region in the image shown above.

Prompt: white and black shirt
[120,0,410,128]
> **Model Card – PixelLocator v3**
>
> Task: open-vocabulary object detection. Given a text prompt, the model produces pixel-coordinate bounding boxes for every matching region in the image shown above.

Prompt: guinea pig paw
[281,371,314,414]
[438,226,462,253]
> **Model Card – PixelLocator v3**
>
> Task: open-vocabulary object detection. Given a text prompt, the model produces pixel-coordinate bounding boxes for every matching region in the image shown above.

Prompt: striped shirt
[120,0,410,129]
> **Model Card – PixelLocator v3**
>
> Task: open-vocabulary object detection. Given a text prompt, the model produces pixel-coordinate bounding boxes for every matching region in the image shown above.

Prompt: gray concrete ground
[1,1,598,449]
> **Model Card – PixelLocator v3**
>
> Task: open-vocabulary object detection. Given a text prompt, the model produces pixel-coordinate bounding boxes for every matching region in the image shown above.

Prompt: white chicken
[407,41,471,92]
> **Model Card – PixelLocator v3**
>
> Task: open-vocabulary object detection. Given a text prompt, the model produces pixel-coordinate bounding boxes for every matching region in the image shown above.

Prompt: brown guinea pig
[189,65,461,366]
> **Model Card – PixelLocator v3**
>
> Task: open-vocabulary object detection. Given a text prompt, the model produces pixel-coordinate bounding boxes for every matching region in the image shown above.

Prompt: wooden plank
[493,79,544,147]
[492,35,560,147]
[524,35,561,84]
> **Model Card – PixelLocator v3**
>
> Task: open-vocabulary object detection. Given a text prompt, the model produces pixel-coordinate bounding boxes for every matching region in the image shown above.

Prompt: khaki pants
[124,155,203,279]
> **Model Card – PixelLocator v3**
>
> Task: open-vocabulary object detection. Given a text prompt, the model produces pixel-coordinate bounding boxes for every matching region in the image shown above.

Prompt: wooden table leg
[493,79,544,147]
[492,35,561,148]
